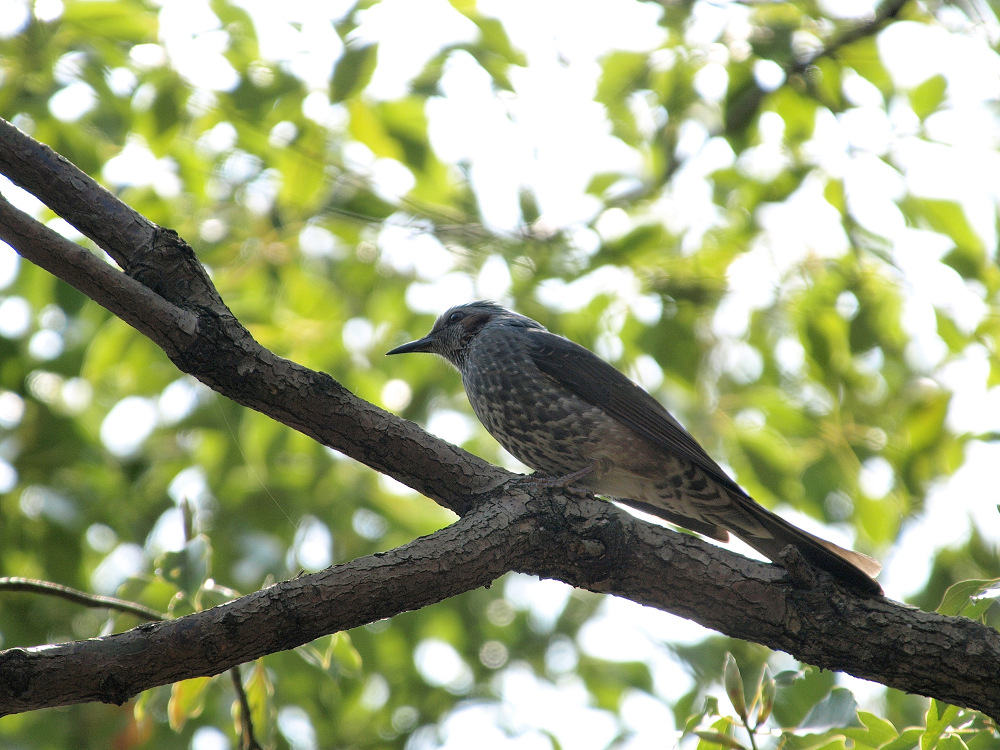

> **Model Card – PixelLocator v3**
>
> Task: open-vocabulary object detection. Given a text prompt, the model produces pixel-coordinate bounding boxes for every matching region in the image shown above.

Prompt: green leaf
[882,728,925,750]
[900,388,950,454]
[331,42,378,103]
[596,51,648,107]
[473,16,523,64]
[772,666,836,728]
[168,676,213,731]
[936,578,1000,617]
[596,50,650,146]
[755,669,776,728]
[910,75,947,120]
[964,721,1000,750]
[803,308,851,375]
[906,197,985,255]
[770,87,817,143]
[466,15,526,89]
[735,427,797,502]
[684,695,722,737]
[241,660,275,746]
[328,631,364,677]
[844,711,900,748]
[695,730,749,750]
[798,688,864,732]
[378,96,431,166]
[772,669,804,687]
[941,245,986,284]
[921,700,961,750]
[812,58,846,111]
[937,737,971,750]
[60,0,158,41]
[724,653,748,721]
[825,178,846,214]
[838,36,893,97]
[697,718,746,750]
[158,535,212,601]
[725,63,765,140]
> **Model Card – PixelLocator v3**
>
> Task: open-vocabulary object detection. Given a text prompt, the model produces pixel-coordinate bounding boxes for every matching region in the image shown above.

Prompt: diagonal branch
[0,117,504,516]
[789,0,913,75]
[0,117,220,310]
[0,496,522,715]
[0,578,165,623]
[0,192,198,357]
[1,489,998,718]
[0,577,265,745]
[1,116,999,721]
[727,0,914,132]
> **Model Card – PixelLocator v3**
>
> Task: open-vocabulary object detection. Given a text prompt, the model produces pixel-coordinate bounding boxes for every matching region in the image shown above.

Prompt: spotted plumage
[387,301,882,595]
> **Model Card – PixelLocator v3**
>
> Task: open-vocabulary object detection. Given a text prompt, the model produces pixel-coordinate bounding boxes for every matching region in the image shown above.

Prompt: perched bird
[387,301,882,596]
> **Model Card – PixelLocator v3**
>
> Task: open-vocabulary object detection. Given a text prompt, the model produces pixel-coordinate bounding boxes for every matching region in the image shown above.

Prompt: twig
[790,0,914,74]
[0,577,165,622]
[0,576,262,743]
[230,667,263,750]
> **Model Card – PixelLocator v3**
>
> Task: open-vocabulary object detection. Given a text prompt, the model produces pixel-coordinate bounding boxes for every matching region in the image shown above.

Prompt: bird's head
[386,301,543,368]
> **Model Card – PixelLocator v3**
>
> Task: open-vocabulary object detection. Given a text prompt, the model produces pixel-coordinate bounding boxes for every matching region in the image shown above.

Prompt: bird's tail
[730,497,883,596]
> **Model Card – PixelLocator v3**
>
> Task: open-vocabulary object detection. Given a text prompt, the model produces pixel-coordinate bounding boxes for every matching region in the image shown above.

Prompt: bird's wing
[524,329,750,499]
[525,330,883,594]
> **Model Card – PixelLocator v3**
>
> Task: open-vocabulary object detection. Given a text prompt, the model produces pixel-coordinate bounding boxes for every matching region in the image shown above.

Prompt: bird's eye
[448,311,465,323]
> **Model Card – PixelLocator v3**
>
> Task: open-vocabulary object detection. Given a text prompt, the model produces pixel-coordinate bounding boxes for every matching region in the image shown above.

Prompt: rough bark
[1,490,997,718]
[1,116,998,721]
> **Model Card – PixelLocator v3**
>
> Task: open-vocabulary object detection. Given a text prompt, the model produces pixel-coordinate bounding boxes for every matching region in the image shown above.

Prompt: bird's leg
[524,459,611,489]
[777,544,818,590]
[526,464,594,488]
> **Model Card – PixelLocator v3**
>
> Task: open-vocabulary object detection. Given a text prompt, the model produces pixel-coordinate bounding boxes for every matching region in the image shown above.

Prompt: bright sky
[3,0,1000,746]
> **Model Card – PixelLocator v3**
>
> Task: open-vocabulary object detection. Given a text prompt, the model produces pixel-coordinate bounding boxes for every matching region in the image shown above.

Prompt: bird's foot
[524,464,595,488]
[777,544,819,590]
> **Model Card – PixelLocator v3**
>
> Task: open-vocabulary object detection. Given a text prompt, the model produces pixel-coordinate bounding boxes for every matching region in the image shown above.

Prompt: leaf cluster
[1,0,999,747]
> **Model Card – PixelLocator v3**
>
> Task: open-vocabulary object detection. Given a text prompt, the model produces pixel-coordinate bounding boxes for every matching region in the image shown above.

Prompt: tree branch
[1,116,998,721]
[789,0,913,75]
[0,117,505,516]
[0,494,521,715]
[0,578,165,623]
[0,192,198,357]
[727,0,913,133]
[1,490,997,718]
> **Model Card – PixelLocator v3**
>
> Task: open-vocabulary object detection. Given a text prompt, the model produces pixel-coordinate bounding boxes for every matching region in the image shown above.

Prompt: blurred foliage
[1,0,999,747]
[688,655,1000,750]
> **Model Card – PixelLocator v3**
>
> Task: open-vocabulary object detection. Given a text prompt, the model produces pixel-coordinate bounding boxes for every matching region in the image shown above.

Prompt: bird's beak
[386,335,436,356]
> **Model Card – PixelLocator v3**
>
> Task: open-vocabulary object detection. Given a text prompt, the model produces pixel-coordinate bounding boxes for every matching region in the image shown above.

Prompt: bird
[386,300,882,596]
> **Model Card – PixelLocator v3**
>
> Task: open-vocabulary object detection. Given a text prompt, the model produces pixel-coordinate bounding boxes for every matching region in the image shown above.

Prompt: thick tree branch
[0,497,521,715]
[1,489,998,718]
[0,192,496,516]
[0,117,219,310]
[0,193,198,356]
[0,117,505,516]
[1,117,998,720]
[536,507,1000,721]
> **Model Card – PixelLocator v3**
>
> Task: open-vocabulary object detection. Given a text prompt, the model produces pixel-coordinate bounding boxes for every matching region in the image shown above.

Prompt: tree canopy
[1,0,999,748]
